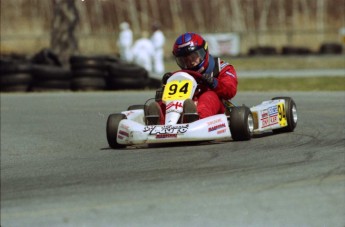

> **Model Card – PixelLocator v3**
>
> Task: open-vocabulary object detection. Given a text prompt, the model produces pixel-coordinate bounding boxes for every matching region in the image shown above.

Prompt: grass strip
[238,77,345,91]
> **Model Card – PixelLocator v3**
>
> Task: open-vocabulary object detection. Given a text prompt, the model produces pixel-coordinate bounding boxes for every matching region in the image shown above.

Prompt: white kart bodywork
[117,113,230,145]
[107,71,297,147]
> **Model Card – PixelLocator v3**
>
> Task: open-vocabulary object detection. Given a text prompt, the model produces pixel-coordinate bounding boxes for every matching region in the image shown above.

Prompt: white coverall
[117,22,133,62]
[151,30,165,74]
[131,37,155,72]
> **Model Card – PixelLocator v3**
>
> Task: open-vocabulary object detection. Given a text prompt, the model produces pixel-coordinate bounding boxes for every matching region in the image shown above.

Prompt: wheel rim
[248,114,254,133]
[292,104,298,124]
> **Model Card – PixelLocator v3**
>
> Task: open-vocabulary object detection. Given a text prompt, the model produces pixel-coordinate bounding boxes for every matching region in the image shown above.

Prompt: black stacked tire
[1,58,33,92]
[319,43,343,54]
[282,46,312,55]
[70,55,110,91]
[248,46,277,56]
[107,62,149,90]
[30,65,71,91]
[31,48,62,66]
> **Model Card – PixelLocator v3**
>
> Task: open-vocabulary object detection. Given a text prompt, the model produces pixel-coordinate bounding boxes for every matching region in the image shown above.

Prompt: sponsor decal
[268,106,278,116]
[119,130,129,137]
[120,124,130,130]
[156,134,178,139]
[166,101,183,113]
[207,118,222,126]
[260,106,279,128]
[208,123,226,132]
[261,109,268,119]
[217,129,226,134]
[262,115,279,128]
[143,125,189,135]
[166,101,183,110]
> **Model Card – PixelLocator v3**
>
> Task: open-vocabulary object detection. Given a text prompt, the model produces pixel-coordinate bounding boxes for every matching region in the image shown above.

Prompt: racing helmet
[172,32,209,73]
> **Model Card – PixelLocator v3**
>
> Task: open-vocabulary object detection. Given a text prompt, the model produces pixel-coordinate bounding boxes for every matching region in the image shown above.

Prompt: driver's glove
[162,72,172,85]
[201,72,218,89]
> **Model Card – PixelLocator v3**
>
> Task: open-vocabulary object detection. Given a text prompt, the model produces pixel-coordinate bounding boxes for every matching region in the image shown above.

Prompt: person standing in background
[117,21,133,62]
[131,31,155,72]
[150,21,165,75]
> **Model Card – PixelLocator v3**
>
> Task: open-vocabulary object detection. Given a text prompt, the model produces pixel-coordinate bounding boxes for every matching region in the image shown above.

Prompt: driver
[149,32,238,123]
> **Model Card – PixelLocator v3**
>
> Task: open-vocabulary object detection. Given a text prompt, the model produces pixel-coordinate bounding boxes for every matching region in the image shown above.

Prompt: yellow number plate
[162,80,192,101]
[277,103,288,126]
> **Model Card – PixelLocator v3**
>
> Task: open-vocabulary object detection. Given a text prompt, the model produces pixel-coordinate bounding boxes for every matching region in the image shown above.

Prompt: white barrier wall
[203,33,240,57]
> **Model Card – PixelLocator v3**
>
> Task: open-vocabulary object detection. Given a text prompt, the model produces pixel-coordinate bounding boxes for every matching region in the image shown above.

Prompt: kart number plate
[277,103,288,126]
[163,80,192,101]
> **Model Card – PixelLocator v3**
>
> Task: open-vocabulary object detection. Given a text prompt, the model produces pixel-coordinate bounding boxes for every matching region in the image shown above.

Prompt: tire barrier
[70,55,111,91]
[31,48,62,66]
[282,46,312,55]
[107,62,149,89]
[1,56,33,92]
[1,52,160,92]
[319,42,343,54]
[248,46,277,56]
[30,65,71,91]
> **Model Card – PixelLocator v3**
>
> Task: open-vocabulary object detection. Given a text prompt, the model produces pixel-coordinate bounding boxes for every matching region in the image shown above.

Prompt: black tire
[282,46,312,55]
[272,97,298,133]
[72,68,107,78]
[127,105,146,110]
[69,55,109,64]
[108,62,148,79]
[229,106,254,141]
[71,61,108,71]
[0,63,32,74]
[31,48,62,66]
[248,46,277,56]
[147,78,162,89]
[0,73,32,85]
[71,77,106,91]
[319,43,343,54]
[31,65,71,80]
[107,76,148,89]
[1,84,29,92]
[31,80,71,91]
[106,113,127,149]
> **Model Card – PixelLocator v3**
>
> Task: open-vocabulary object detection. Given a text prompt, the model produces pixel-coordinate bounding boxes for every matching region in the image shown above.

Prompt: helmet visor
[175,48,206,70]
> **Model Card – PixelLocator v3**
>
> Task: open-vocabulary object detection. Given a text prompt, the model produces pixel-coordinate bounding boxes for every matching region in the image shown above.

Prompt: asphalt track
[1,91,345,227]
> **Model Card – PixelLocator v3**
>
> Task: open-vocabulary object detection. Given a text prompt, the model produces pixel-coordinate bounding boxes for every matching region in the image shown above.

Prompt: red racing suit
[159,57,238,121]
[196,57,237,118]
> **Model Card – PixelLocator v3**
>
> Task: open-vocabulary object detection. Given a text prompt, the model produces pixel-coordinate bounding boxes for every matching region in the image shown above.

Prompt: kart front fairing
[117,111,230,145]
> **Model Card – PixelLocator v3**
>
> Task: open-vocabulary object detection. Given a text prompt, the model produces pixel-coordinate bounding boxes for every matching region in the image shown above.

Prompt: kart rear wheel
[106,113,127,149]
[272,97,298,133]
[229,106,254,141]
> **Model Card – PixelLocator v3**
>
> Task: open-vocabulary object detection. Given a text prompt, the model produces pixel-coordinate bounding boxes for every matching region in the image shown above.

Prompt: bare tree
[230,0,246,32]
[50,0,79,67]
[258,0,272,32]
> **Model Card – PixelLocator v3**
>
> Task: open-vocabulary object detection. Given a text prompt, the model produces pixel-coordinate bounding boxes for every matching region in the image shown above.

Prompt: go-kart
[106,70,297,148]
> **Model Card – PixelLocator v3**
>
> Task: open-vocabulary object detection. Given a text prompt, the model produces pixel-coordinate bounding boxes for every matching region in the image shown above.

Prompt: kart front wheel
[106,113,127,149]
[229,106,254,141]
[127,104,146,110]
[272,97,297,133]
